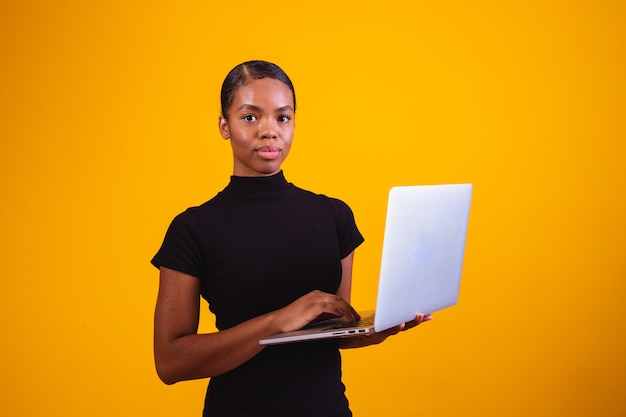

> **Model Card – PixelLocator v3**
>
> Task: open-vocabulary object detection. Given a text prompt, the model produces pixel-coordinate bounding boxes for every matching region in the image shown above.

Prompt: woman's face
[219,77,295,177]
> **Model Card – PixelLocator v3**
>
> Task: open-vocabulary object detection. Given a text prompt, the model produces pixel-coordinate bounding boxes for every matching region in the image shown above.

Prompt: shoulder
[173,192,227,224]
[289,187,364,254]
[164,196,220,240]
[289,185,357,226]
[290,184,352,209]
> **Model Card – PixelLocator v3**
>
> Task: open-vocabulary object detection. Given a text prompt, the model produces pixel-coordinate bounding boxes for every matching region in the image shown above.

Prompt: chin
[257,162,283,175]
[260,168,281,176]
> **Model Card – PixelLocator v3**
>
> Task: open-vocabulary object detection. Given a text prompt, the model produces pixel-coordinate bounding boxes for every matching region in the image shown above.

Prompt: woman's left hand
[337,313,433,349]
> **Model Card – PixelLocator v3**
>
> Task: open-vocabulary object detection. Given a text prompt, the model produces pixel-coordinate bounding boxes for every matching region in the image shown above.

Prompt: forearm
[155,312,280,384]
[337,335,382,349]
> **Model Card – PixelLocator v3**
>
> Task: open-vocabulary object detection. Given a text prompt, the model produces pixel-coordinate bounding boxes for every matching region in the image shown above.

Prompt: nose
[259,117,278,140]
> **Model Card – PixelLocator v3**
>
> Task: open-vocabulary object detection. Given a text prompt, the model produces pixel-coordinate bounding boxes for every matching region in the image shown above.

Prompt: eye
[242,114,257,122]
[277,114,291,123]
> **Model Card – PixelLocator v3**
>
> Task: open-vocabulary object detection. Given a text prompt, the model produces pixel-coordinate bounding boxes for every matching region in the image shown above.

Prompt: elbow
[155,355,218,384]
[157,371,178,386]
[154,341,188,385]
[156,368,176,386]
[155,358,182,385]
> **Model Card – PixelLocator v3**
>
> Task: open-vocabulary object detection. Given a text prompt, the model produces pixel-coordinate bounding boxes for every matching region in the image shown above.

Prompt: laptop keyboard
[357,313,375,327]
[331,313,375,329]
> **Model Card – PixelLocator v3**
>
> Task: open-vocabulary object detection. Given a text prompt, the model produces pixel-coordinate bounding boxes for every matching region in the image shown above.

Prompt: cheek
[281,142,293,161]
[229,138,251,157]
[281,126,295,143]
[230,129,253,147]
[281,135,294,152]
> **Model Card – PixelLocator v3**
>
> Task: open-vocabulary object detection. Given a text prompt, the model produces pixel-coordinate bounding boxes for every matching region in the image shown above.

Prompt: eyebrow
[236,104,295,113]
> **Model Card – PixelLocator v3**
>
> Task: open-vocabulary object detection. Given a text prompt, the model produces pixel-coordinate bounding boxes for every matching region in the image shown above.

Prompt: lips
[255,145,281,160]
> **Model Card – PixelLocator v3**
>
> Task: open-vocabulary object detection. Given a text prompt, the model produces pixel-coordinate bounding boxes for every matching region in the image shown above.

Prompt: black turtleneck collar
[221,170,292,195]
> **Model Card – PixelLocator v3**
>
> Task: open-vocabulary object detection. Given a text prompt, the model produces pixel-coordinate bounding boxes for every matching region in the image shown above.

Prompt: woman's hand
[272,290,360,333]
[338,313,433,349]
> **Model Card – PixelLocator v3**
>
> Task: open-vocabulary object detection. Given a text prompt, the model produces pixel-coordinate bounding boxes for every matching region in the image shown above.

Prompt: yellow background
[1,1,625,416]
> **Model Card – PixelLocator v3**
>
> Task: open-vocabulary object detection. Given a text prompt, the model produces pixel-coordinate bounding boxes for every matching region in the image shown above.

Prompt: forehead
[230,78,294,110]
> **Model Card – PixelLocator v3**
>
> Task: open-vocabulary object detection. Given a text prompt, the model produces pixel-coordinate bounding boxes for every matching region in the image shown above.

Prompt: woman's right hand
[272,290,360,333]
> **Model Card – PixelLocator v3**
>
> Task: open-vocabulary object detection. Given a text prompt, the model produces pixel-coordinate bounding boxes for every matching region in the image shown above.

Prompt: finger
[345,302,360,321]
[402,321,419,331]
[381,324,403,336]
[334,297,359,321]
[402,313,433,330]
[316,294,349,318]
[401,316,423,331]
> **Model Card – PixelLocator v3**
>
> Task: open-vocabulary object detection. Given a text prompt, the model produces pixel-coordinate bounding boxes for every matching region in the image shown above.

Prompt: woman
[152,60,430,417]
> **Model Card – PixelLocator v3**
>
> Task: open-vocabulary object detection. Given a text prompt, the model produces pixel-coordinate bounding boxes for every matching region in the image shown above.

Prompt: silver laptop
[259,183,473,345]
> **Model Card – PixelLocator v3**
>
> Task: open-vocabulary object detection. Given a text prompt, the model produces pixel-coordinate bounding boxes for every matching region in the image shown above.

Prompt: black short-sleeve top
[151,171,364,417]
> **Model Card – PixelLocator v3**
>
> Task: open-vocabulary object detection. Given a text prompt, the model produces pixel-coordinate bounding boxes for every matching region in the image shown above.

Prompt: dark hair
[220,60,296,120]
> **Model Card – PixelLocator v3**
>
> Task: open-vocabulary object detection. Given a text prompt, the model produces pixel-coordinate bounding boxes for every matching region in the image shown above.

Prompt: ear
[218,114,230,139]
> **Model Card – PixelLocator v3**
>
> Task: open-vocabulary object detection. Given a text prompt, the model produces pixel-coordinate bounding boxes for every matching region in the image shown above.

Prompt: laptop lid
[373,183,472,331]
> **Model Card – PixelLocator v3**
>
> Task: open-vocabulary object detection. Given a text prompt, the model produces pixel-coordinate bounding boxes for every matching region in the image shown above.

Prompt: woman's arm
[154,266,359,384]
[336,252,355,303]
